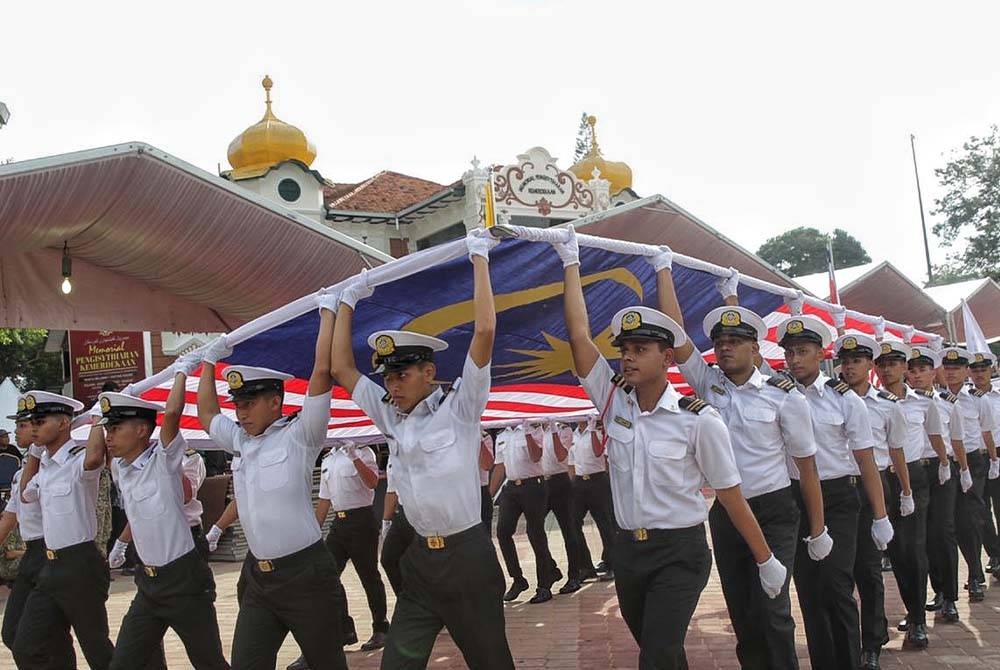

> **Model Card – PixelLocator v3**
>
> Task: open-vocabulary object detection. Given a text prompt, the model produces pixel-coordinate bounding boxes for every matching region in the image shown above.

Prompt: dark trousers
[709,486,799,670]
[110,548,229,670]
[983,474,1000,559]
[791,476,861,670]
[380,524,514,670]
[13,540,114,670]
[381,504,416,597]
[927,461,959,601]
[192,524,211,561]
[325,505,390,637]
[572,471,618,571]
[496,477,555,587]
[2,539,76,668]
[481,485,494,537]
[957,450,988,583]
[232,541,347,670]
[613,525,711,670]
[854,469,889,652]
[544,472,583,581]
[887,461,930,624]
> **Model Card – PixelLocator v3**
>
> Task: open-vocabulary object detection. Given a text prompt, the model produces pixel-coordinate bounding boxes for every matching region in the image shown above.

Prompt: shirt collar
[46,439,77,466]
[642,383,683,415]
[799,372,829,397]
[726,367,765,390]
[395,387,445,419]
[126,442,158,471]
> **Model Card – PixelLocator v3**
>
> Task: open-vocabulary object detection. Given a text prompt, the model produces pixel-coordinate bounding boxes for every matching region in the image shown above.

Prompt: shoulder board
[826,379,851,395]
[970,388,987,398]
[915,388,935,398]
[939,391,959,403]
[610,373,634,394]
[441,378,460,398]
[766,376,795,393]
[381,392,392,404]
[69,445,86,456]
[184,448,198,457]
[678,396,710,414]
[876,390,899,402]
[285,411,300,423]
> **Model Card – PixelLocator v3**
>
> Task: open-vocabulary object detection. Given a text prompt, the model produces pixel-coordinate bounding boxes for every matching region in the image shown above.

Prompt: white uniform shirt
[579,357,741,531]
[318,446,377,511]
[112,435,195,567]
[5,469,44,541]
[480,434,493,487]
[791,374,874,481]
[540,429,570,477]
[352,354,490,538]
[955,388,996,454]
[983,387,1000,443]
[679,355,816,498]
[568,426,606,477]
[495,426,546,480]
[896,387,944,462]
[935,393,965,457]
[208,392,330,560]
[857,385,907,471]
[22,440,102,550]
[181,450,207,528]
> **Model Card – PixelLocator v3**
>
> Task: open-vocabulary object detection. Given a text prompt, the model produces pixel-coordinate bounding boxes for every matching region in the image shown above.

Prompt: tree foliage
[573,112,591,163]
[0,329,64,392]
[757,227,871,277]
[931,125,1000,282]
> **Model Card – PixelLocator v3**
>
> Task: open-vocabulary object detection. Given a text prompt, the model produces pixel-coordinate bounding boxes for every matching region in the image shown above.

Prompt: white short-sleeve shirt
[181,450,207,528]
[569,427,606,477]
[318,446,377,511]
[494,426,545,480]
[579,356,741,531]
[955,388,996,454]
[5,468,44,541]
[935,393,965,457]
[790,374,875,481]
[894,387,944,462]
[540,429,570,477]
[857,385,907,472]
[23,440,102,550]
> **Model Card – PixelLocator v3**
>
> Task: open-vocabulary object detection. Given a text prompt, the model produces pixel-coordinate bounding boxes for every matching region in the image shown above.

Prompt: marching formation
[0,228,997,670]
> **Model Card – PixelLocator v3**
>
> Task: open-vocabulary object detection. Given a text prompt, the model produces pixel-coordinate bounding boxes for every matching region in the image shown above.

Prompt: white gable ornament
[491,147,596,218]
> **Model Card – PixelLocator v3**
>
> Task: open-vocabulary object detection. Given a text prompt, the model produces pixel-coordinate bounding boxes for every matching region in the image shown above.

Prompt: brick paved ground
[4,521,1000,668]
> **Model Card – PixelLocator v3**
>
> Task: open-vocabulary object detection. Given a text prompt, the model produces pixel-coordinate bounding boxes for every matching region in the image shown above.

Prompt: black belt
[250,540,327,573]
[138,547,202,577]
[510,477,543,486]
[24,538,45,549]
[44,540,98,561]
[625,524,703,543]
[578,471,607,481]
[415,523,485,551]
[820,475,860,489]
[332,504,374,520]
[545,472,570,481]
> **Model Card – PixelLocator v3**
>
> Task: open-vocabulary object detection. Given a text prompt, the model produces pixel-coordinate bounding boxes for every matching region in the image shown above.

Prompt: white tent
[0,377,20,435]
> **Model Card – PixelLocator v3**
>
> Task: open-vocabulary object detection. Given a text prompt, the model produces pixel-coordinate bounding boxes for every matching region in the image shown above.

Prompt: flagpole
[910,134,934,283]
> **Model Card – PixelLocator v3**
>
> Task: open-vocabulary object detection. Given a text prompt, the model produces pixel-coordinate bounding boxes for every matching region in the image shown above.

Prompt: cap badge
[374,335,396,356]
[842,337,858,350]
[880,343,892,355]
[99,397,112,414]
[786,320,804,335]
[720,310,742,327]
[945,351,959,361]
[911,348,922,359]
[975,353,984,362]
[24,395,37,410]
[226,370,244,390]
[17,398,25,412]
[621,311,642,331]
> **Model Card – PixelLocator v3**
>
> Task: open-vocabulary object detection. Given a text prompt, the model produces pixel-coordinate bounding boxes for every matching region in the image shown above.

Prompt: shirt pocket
[647,440,688,487]
[130,482,166,520]
[258,449,290,492]
[337,458,359,478]
[812,411,846,442]
[604,421,633,472]
[46,480,74,516]
[420,428,457,453]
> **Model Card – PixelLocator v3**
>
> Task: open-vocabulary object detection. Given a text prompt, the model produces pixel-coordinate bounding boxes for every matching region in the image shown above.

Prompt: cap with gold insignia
[777,315,834,349]
[223,365,293,398]
[6,393,32,421]
[20,391,84,420]
[970,351,998,368]
[702,306,767,342]
[908,346,942,368]
[367,330,448,374]
[940,347,972,366]
[834,333,878,359]
[609,306,687,349]
[96,392,165,426]
[874,340,911,363]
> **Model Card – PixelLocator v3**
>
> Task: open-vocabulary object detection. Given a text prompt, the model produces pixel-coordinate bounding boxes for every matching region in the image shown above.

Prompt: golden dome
[569,116,633,195]
[227,75,317,179]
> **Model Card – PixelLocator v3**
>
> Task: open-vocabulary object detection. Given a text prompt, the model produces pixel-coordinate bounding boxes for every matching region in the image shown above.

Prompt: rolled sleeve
[779,391,817,458]
[693,411,742,490]
[161,433,188,470]
[924,399,944,437]
[886,403,908,451]
[208,414,240,454]
[451,354,492,425]
[677,353,716,399]
[948,404,965,442]
[844,393,875,451]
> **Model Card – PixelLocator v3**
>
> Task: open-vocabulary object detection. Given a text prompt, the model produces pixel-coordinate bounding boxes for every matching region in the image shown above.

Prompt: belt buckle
[257,560,274,572]
[45,549,56,560]
[426,535,445,550]
[582,475,590,481]
[336,511,347,519]
[633,528,648,542]
[514,479,522,486]
[144,566,157,578]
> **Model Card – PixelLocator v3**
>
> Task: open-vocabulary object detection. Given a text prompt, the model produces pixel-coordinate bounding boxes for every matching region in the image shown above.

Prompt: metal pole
[910,134,934,283]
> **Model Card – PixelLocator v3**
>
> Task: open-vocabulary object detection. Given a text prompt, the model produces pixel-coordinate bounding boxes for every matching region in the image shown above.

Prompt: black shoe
[598,569,615,582]
[550,566,564,587]
[286,655,309,670]
[860,649,880,669]
[360,631,387,652]
[938,599,959,622]
[558,579,583,595]
[988,557,1000,575]
[881,556,893,572]
[595,561,609,573]
[529,587,553,604]
[969,580,986,602]
[579,568,599,581]
[902,623,929,650]
[896,617,908,632]
[343,630,358,646]
[503,578,529,602]
[925,593,943,611]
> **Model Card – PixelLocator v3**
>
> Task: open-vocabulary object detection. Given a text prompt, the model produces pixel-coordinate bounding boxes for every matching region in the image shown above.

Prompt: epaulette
[826,379,851,395]
[766,376,795,393]
[381,392,392,404]
[69,445,86,456]
[969,388,987,398]
[184,448,198,457]
[939,391,959,404]
[610,373,634,394]
[915,388,935,398]
[877,390,899,402]
[678,396,710,414]
[442,377,461,398]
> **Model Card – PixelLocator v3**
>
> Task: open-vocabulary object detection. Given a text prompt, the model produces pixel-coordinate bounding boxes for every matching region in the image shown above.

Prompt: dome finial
[587,115,601,156]
[262,75,274,117]
[569,115,632,195]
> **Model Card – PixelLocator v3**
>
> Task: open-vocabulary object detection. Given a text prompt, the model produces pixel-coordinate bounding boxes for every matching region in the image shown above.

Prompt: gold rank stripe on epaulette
[678,396,710,414]
[610,373,634,394]
[766,376,795,392]
[185,448,197,457]
[825,379,851,395]
[69,445,86,456]
[915,389,935,398]
[381,392,392,404]
[877,390,899,402]
[939,391,959,403]
[970,388,987,398]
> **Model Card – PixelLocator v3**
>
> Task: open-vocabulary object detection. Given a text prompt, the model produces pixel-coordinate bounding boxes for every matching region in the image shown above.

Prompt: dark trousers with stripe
[12,540,114,670]
[613,524,711,670]
[572,471,618,571]
[710,486,799,670]
[957,449,988,584]
[110,548,229,670]
[544,472,583,581]
[927,461,960,601]
[380,524,514,670]
[325,505,390,638]
[854,469,890,652]
[381,504,416,597]
[791,476,861,670]
[887,460,931,625]
[496,477,555,588]
[232,541,347,670]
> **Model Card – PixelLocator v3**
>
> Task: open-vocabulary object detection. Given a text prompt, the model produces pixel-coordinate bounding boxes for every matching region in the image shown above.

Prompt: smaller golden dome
[227,75,317,179]
[569,116,633,195]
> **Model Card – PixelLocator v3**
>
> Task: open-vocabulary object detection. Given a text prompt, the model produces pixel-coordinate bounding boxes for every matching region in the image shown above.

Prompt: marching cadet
[875,340,945,651]
[490,421,559,604]
[566,419,618,582]
[940,347,999,600]
[331,229,515,669]
[658,259,824,670]
[833,333,910,669]
[379,464,415,597]
[99,371,230,669]
[480,431,495,534]
[773,313,892,670]
[906,346,968,622]
[541,421,585,594]
[13,391,115,669]
[195,290,348,670]
[556,230,787,669]
[970,352,1000,576]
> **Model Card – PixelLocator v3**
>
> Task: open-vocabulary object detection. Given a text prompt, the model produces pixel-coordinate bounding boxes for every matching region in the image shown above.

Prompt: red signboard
[68,330,146,407]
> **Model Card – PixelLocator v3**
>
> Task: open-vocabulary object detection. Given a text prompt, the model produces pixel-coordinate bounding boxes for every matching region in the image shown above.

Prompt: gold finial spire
[569,115,632,194]
[262,75,274,118]
[587,115,601,156]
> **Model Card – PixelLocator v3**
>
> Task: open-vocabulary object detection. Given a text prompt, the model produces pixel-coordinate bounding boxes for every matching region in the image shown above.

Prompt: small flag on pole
[962,299,990,353]
[827,237,839,304]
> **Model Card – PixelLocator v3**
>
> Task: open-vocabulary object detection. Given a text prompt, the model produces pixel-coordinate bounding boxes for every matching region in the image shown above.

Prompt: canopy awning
[0,143,391,331]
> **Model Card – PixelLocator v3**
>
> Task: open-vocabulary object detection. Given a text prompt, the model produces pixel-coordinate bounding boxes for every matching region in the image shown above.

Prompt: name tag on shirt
[613,415,632,430]
[711,385,726,395]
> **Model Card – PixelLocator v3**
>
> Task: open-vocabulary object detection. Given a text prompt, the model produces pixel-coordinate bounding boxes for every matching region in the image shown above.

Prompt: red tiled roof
[325,171,446,213]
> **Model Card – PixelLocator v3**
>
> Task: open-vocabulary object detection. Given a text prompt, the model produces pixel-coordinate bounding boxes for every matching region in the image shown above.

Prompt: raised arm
[84,410,107,471]
[196,337,233,432]
[310,292,337,398]
[160,369,191,447]
[466,232,497,369]
[556,229,600,378]
[654,258,696,363]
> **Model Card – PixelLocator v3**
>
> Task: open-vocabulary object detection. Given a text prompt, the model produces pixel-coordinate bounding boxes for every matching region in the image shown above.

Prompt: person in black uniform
[540,422,584,594]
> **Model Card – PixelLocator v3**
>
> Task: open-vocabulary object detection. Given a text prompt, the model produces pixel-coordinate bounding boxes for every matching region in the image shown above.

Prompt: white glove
[121,384,135,395]
[466,228,499,261]
[756,554,787,599]
[203,337,233,365]
[716,267,740,299]
[990,459,1000,480]
[804,526,834,561]
[902,326,916,345]
[316,287,340,314]
[874,316,886,341]
[340,273,374,310]
[109,540,128,569]
[88,401,103,421]
[960,468,973,493]
[481,432,493,450]
[175,352,201,376]
[830,305,847,330]
[206,525,223,552]
[646,245,674,272]
[340,442,358,461]
[871,515,894,551]
[899,491,915,517]
[552,227,580,268]
[938,462,952,485]
[523,420,544,444]
[586,416,596,431]
[28,445,45,459]
[785,290,805,316]
[380,519,392,544]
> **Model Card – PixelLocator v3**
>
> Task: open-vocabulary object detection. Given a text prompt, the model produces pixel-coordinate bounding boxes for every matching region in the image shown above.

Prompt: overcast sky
[3,1,997,285]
